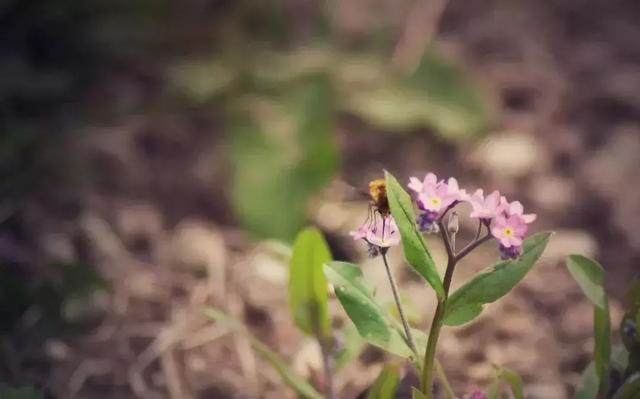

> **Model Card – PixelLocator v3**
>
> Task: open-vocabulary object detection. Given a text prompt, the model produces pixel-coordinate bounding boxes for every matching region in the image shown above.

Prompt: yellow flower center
[503,227,513,237]
[429,197,442,207]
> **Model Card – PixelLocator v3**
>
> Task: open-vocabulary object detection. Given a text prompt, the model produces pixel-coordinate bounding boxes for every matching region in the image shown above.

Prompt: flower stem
[421,298,445,396]
[381,252,417,354]
[421,254,455,397]
[420,220,458,397]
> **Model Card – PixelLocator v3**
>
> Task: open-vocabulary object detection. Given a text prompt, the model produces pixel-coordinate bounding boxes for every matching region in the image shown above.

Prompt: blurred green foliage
[1,0,488,242]
[0,384,42,399]
[366,363,400,399]
[228,73,337,241]
[171,42,487,240]
[0,261,107,333]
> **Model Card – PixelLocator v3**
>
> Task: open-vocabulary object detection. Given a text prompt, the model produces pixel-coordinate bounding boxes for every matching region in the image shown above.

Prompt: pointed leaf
[412,387,428,399]
[203,308,323,399]
[575,362,597,399]
[566,255,611,399]
[612,376,640,399]
[498,367,523,399]
[385,171,445,299]
[367,363,401,399]
[443,232,552,325]
[567,255,607,309]
[576,346,629,399]
[334,322,367,369]
[288,227,332,338]
[486,381,501,399]
[324,261,416,358]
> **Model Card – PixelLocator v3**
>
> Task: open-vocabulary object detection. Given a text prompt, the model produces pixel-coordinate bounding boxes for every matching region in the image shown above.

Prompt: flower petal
[408,177,423,193]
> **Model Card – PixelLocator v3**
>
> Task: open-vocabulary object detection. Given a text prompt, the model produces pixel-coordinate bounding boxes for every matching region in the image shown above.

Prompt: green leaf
[412,387,428,399]
[203,308,323,399]
[566,255,611,398]
[0,384,42,399]
[441,304,482,326]
[385,171,445,299]
[486,381,501,399]
[498,367,523,399]
[621,279,640,372]
[613,376,640,399]
[567,255,608,309]
[288,227,332,338]
[228,73,337,242]
[575,362,598,399]
[323,261,416,358]
[486,366,523,399]
[367,363,401,399]
[443,232,552,325]
[334,322,367,369]
[576,347,629,399]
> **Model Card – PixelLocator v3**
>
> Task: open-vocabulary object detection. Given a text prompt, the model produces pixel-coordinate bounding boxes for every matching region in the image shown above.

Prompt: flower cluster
[350,172,536,260]
[409,172,536,259]
[408,173,467,233]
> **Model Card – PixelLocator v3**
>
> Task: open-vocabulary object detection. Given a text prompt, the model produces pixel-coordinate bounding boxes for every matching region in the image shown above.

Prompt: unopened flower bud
[499,244,522,260]
[448,211,459,235]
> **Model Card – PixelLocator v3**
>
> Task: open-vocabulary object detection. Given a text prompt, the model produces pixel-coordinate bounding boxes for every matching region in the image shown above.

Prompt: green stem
[421,298,446,396]
[381,252,417,354]
[421,217,493,397]
[420,220,456,397]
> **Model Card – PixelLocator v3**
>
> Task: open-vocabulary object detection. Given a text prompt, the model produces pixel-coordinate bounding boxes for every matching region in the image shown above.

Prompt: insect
[367,178,390,216]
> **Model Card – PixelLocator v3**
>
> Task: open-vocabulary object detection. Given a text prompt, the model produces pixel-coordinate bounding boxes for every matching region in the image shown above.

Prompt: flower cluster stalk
[421,218,490,397]
[381,252,417,354]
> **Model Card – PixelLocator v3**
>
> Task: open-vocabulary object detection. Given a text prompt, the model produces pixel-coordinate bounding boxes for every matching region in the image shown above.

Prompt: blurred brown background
[1,0,639,398]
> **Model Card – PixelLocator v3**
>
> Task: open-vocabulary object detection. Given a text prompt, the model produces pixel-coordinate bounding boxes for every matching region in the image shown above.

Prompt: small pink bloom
[408,172,438,193]
[501,198,537,223]
[468,189,506,220]
[491,214,528,248]
[466,391,486,399]
[410,173,466,213]
[417,181,451,212]
[446,177,469,202]
[366,215,400,248]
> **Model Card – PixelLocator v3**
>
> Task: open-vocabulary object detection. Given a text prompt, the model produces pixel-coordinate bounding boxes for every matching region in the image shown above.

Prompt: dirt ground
[3,0,640,398]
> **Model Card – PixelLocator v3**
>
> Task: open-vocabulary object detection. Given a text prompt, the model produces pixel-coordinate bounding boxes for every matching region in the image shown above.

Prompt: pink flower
[466,391,486,399]
[491,214,528,248]
[349,224,368,241]
[366,215,400,248]
[502,198,537,223]
[350,215,400,256]
[408,172,438,193]
[445,177,468,202]
[409,173,467,213]
[468,189,506,220]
